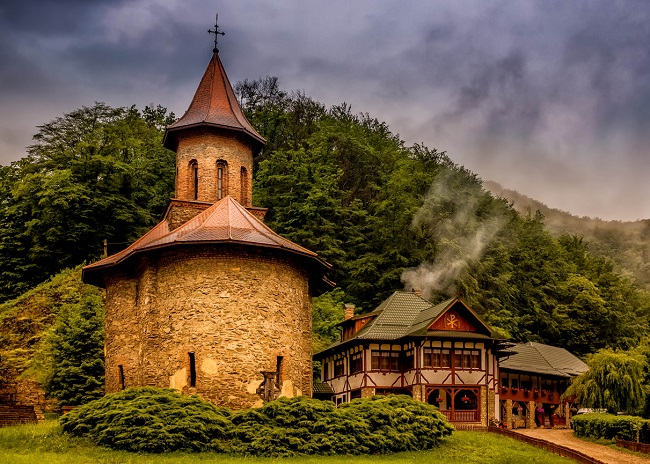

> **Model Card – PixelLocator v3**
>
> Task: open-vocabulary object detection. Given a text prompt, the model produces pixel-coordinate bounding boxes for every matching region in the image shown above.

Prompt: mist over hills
[484,180,650,290]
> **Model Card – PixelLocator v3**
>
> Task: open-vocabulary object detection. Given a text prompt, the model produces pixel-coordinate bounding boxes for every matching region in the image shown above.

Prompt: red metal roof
[83,196,330,286]
[163,52,266,151]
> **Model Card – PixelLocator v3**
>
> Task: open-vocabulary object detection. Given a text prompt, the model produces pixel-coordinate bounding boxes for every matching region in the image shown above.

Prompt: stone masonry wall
[103,246,313,409]
[175,128,253,206]
[165,201,269,231]
[166,201,211,230]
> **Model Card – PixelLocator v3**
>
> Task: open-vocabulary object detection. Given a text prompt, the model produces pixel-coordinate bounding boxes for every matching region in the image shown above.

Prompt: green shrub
[59,387,231,452]
[60,389,453,456]
[572,413,648,441]
[341,394,454,451]
[228,394,453,456]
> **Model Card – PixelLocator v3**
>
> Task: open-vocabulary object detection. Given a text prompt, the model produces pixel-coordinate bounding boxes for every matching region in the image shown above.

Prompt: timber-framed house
[315,291,511,426]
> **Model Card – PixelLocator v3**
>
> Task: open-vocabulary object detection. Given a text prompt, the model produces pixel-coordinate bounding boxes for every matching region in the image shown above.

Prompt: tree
[0,103,176,301]
[45,291,105,405]
[312,288,347,353]
[564,348,646,414]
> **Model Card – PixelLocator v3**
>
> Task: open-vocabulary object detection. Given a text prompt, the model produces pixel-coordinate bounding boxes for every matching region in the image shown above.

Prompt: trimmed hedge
[572,413,650,442]
[60,388,454,455]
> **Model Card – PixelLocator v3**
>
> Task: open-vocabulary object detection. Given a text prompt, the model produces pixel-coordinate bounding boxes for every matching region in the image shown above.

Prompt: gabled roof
[407,299,493,337]
[83,196,331,287]
[352,292,436,340]
[163,52,265,152]
[315,292,500,358]
[499,342,587,377]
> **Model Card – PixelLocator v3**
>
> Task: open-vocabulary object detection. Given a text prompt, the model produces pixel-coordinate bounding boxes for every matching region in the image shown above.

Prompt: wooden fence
[616,438,650,454]
[486,427,607,464]
[0,405,37,427]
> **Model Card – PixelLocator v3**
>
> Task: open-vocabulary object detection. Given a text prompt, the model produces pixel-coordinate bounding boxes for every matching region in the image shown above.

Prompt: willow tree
[564,349,646,414]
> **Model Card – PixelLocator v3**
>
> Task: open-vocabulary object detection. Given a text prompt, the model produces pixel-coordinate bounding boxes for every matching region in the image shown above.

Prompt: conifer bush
[60,389,453,455]
[228,395,454,456]
[59,387,231,453]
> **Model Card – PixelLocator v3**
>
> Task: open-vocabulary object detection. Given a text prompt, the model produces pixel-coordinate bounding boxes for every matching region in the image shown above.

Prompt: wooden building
[499,342,587,428]
[315,291,511,425]
[315,291,586,428]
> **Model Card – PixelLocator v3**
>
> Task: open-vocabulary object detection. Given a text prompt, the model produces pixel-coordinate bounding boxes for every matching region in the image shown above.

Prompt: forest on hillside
[484,180,650,291]
[1,78,650,405]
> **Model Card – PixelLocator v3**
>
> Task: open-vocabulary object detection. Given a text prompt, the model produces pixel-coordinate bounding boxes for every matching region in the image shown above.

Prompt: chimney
[413,288,423,297]
[344,303,355,320]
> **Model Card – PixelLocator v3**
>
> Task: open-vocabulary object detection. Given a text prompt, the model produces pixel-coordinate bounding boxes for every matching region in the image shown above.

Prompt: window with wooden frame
[423,348,451,368]
[451,349,481,369]
[370,350,400,371]
[403,348,415,370]
[350,352,363,374]
[334,358,345,377]
[322,360,330,380]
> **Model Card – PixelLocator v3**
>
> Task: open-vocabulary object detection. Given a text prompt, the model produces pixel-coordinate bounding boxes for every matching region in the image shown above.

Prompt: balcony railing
[441,409,478,422]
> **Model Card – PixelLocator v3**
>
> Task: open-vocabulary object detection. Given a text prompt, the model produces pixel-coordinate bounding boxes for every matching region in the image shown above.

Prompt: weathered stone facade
[84,48,330,411]
[103,246,314,409]
[175,128,254,206]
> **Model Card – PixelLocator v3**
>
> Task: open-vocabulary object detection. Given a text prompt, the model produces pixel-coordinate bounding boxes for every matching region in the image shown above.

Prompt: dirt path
[514,428,650,464]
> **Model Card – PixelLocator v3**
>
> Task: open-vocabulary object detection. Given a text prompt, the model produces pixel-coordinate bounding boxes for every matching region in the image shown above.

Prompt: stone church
[82,44,333,409]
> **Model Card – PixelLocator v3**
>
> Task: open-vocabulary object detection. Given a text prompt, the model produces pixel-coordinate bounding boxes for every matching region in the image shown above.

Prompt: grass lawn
[0,421,573,464]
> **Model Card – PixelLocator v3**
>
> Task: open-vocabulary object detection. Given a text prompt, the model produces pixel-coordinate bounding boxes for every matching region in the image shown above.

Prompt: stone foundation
[411,384,426,402]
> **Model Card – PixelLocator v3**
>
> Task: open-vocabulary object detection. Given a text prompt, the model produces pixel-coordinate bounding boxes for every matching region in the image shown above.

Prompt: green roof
[315,292,499,358]
[499,342,588,377]
[312,381,334,394]
[353,292,438,340]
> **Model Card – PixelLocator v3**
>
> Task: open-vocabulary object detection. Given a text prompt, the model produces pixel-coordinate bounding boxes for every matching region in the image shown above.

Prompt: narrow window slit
[276,356,283,385]
[118,365,125,390]
[189,352,196,387]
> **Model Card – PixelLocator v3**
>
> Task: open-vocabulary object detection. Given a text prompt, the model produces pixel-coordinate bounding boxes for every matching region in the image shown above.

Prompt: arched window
[216,160,228,199]
[240,167,249,206]
[189,160,199,200]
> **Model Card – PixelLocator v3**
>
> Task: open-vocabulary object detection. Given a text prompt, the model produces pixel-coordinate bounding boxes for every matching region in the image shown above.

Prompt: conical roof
[163,52,266,152]
[82,196,331,287]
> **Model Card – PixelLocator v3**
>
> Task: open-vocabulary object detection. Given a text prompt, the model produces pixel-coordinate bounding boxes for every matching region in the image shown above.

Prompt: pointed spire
[163,50,266,152]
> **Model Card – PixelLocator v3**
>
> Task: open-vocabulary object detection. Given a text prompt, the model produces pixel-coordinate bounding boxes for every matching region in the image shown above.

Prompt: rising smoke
[401,169,509,299]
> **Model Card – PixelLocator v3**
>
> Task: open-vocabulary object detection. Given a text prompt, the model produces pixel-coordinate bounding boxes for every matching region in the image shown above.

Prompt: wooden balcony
[441,409,479,422]
[499,387,559,404]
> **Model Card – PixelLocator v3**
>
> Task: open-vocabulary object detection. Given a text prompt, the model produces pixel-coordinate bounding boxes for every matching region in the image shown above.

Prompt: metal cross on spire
[208,14,225,53]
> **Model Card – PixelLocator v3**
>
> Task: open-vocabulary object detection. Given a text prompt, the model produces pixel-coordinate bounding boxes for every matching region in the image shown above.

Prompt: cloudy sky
[1,1,648,221]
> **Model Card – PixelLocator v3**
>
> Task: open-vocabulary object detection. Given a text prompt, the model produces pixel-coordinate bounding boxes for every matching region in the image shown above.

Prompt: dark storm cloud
[0,0,648,220]
[0,0,102,35]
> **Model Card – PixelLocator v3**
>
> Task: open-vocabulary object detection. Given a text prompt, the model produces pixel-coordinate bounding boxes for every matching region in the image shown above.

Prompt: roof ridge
[529,342,562,375]
[230,198,318,256]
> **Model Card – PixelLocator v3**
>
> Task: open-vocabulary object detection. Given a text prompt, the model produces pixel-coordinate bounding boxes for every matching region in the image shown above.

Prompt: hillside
[484,180,650,290]
[0,87,648,403]
[0,266,103,378]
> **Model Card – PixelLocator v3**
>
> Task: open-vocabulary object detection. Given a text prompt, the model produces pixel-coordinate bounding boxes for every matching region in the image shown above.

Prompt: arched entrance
[426,387,480,422]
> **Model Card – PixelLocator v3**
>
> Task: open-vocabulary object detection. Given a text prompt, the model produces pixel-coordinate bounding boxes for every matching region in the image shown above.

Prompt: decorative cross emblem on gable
[445,312,460,329]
